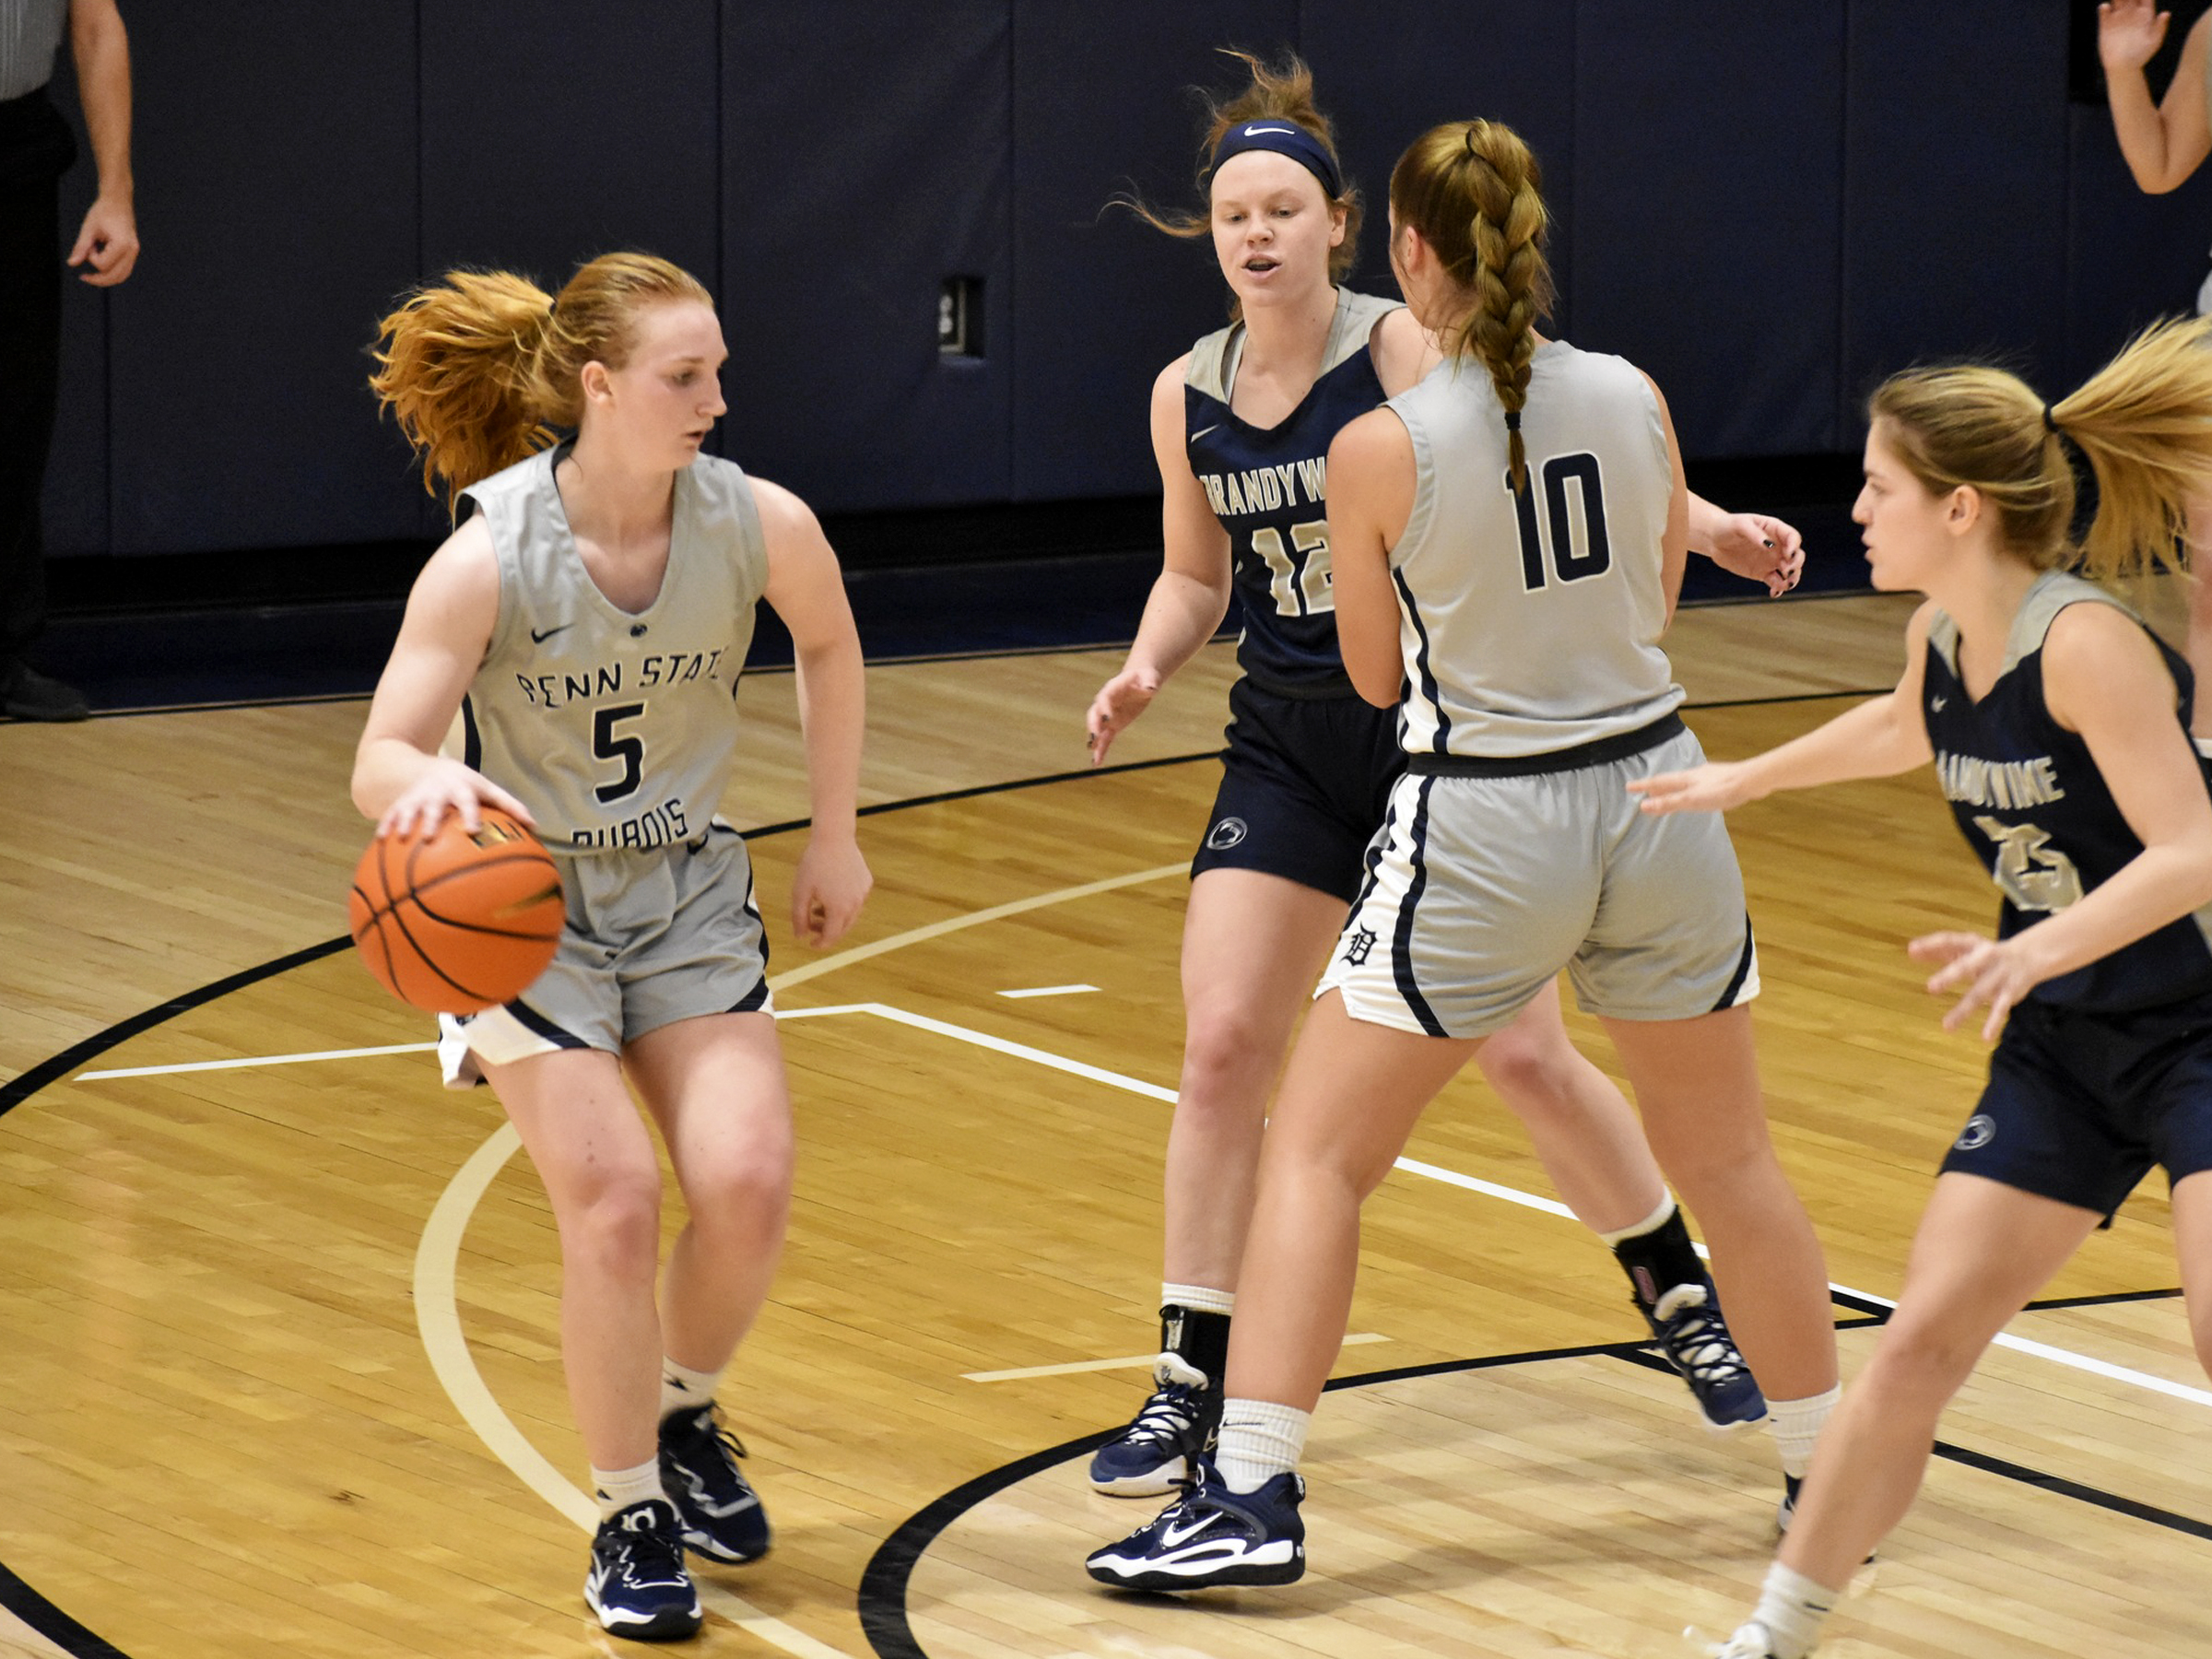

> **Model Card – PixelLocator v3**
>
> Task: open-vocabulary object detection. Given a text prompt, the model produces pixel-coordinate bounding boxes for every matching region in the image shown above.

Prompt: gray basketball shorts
[1316,725,1759,1040]
[437,822,772,1088]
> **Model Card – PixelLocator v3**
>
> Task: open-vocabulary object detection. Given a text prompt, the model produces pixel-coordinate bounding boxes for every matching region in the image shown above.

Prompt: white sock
[1215,1398,1309,1493]
[1768,1385,1840,1479]
[591,1457,665,1518]
[660,1357,724,1422]
[1594,1194,1676,1248]
[1748,1559,1838,1657]
[1160,1282,1236,1315]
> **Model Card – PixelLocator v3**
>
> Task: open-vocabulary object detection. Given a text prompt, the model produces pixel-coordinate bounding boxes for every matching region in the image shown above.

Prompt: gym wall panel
[2064,106,2212,389]
[104,6,424,555]
[420,2,718,318]
[37,76,107,559]
[1301,0,1576,328]
[1571,2,1847,458]
[718,2,1011,512]
[1010,0,1302,500]
[1842,2,2070,434]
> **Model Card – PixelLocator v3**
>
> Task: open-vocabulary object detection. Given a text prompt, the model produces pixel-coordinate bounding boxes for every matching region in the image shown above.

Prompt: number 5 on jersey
[1250,520,1334,618]
[593,702,648,804]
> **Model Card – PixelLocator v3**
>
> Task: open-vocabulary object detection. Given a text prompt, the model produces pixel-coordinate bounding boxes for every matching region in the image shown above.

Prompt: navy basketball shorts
[437,822,772,1088]
[1940,991,2212,1220]
[1317,720,1759,1040]
[1189,677,1406,906]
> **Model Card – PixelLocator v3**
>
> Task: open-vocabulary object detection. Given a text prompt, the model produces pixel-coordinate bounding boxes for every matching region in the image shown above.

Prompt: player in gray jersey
[354,253,869,1642]
[1080,53,1805,1523]
[1089,118,1839,1597]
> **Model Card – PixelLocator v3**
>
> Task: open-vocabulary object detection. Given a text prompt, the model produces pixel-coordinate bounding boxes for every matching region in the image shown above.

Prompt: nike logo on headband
[1241,125,1298,136]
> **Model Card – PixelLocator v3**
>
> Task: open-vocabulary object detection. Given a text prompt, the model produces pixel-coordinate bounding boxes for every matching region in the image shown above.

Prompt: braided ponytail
[1389,120,1553,492]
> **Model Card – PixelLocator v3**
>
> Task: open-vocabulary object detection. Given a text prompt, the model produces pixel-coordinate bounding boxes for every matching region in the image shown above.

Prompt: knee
[1475,1020,1585,1117]
[560,1169,664,1278]
[1178,1002,1288,1109]
[1858,1318,1979,1420]
[2191,1310,2212,1383]
[685,1139,794,1243]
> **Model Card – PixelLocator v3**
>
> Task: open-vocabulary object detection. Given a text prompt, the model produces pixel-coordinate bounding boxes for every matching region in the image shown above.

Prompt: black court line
[861,1319,2212,1659]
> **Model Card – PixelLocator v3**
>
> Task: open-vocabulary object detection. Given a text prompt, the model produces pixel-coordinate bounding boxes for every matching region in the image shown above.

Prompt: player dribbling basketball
[354,253,869,1642]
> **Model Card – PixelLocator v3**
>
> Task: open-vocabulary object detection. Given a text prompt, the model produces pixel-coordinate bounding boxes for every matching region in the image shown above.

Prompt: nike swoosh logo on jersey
[1191,424,1220,441]
[1931,695,1947,712]
[531,623,574,643]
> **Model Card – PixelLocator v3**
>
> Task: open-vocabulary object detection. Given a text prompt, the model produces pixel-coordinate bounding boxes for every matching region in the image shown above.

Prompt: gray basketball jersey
[1385,341,1683,758]
[453,443,769,854]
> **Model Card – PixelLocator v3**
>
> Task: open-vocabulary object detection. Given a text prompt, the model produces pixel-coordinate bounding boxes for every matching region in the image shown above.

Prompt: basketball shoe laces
[1121,1356,1212,1453]
[1653,1285,1749,1390]
[675,1412,755,1512]
[608,1504,688,1589]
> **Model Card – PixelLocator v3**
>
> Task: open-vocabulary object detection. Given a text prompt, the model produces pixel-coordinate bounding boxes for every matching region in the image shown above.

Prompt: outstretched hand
[1907,930,2053,1042]
[1626,760,1762,817]
[2100,0,2172,73]
[1700,512,1805,598]
[1085,665,1161,768]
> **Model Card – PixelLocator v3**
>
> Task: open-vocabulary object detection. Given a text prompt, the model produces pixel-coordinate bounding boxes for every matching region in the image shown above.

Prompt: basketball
[347,807,565,1014]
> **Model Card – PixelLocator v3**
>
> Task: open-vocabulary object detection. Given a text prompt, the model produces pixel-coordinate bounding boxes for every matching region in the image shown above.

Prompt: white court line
[997,982,1100,999]
[76,1041,438,1081]
[968,1333,1389,1383]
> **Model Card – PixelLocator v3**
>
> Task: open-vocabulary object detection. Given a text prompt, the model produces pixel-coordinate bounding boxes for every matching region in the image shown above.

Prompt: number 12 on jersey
[1250,521,1334,618]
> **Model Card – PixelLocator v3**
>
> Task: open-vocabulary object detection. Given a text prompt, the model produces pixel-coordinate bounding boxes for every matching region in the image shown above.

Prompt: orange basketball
[348,807,565,1013]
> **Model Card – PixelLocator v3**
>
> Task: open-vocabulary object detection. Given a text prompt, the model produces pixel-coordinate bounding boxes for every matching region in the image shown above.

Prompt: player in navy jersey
[1633,318,2212,1659]
[1083,53,1810,1504]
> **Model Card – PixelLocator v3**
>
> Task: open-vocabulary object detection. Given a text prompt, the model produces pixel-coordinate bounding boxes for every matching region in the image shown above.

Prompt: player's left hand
[69,195,139,287]
[791,831,872,949]
[1907,929,2052,1041]
[1700,512,1805,597]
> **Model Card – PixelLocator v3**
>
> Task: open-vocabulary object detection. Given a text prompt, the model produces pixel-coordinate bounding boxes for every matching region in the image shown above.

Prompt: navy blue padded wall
[420,4,719,304]
[36,75,107,559]
[104,6,423,554]
[1571,3,1846,459]
[1301,0,1576,327]
[718,2,1010,512]
[2065,106,2212,388]
[1010,1,1300,501]
[1842,2,2069,435]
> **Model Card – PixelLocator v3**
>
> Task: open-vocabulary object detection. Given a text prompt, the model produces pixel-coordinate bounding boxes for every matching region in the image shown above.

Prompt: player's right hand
[376,757,535,841]
[1626,760,1761,817]
[2100,1,2171,73]
[1085,665,1162,769]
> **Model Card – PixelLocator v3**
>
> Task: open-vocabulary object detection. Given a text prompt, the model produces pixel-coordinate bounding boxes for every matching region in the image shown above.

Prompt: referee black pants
[0,89,74,676]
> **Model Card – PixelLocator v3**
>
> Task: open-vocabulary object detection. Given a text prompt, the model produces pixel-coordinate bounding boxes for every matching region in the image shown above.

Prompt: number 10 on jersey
[1251,521,1334,618]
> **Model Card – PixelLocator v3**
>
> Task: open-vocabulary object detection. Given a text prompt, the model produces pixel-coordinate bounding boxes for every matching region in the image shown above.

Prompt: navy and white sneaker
[659,1404,771,1564]
[1088,1353,1221,1497]
[1706,1622,1784,1658]
[1085,1457,1305,1591]
[1644,1282,1767,1430]
[584,1500,702,1642]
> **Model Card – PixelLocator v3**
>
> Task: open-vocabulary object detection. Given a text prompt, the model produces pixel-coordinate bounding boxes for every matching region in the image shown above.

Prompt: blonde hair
[1121,50,1361,295]
[369,253,713,508]
[1389,120,1553,492]
[1870,314,2212,580]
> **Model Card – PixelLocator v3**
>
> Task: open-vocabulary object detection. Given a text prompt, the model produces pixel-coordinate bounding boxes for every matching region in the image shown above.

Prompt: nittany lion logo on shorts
[1953,1114,1997,1152]
[1205,817,1249,851]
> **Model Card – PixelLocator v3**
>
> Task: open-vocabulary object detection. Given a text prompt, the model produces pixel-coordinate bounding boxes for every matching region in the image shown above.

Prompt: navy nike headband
[1209,120,1344,199]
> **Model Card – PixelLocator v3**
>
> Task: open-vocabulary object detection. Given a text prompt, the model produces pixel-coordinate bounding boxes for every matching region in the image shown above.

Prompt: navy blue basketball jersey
[1924,571,2212,1012]
[1185,288,1400,695]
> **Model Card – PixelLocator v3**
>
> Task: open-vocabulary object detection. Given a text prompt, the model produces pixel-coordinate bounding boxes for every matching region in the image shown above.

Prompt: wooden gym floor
[4,587,2209,1659]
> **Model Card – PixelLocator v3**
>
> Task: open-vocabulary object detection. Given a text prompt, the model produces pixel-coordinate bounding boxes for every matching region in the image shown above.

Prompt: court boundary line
[856,1326,2212,1659]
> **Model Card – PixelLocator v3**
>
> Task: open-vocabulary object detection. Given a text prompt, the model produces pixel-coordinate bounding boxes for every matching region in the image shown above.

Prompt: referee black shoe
[584,1500,701,1641]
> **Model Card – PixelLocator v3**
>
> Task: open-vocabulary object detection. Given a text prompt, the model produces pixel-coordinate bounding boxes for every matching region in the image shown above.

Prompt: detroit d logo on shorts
[1205,816,1248,851]
[1953,1114,1996,1152]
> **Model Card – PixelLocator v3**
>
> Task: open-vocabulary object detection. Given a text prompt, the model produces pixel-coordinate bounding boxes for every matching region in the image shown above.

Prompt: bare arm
[758,478,870,947]
[1324,406,1417,708]
[1643,373,1690,629]
[2101,3,2212,194]
[1630,602,1938,815]
[1913,602,2212,1035]
[1685,492,1805,596]
[1085,357,1236,765]
[66,0,137,285]
[351,516,530,837]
